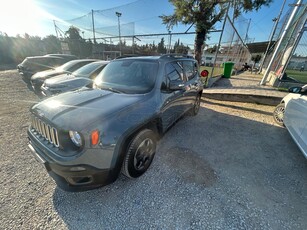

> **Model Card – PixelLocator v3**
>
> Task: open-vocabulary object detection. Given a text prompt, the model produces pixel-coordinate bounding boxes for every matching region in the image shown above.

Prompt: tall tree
[65,26,82,56]
[160,0,272,64]
[65,26,82,40]
[157,38,167,54]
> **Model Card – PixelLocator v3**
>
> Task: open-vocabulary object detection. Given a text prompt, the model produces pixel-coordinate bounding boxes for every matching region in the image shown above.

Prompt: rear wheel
[122,129,157,178]
[273,103,285,126]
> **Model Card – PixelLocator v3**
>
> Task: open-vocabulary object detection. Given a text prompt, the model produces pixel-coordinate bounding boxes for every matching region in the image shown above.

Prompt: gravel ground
[0,70,307,229]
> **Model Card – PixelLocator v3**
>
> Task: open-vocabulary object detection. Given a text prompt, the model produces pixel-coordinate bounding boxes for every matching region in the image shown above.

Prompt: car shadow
[201,98,273,116]
[52,106,307,229]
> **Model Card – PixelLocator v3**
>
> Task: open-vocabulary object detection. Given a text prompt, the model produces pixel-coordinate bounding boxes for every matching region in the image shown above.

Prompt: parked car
[41,61,109,97]
[17,54,77,82]
[27,54,204,191]
[273,85,306,126]
[283,85,307,159]
[30,59,98,96]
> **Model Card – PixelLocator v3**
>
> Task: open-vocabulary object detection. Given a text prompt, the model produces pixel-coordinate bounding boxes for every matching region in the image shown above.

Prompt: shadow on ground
[52,106,307,229]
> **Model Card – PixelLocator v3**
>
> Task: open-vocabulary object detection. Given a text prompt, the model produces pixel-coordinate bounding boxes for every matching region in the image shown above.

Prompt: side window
[70,62,89,72]
[183,61,198,81]
[165,62,184,82]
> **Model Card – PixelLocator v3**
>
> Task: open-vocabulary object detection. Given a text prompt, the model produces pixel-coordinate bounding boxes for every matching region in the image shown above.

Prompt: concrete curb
[202,91,284,106]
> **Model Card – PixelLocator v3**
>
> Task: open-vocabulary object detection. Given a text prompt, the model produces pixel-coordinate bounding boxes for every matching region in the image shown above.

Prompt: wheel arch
[109,117,163,177]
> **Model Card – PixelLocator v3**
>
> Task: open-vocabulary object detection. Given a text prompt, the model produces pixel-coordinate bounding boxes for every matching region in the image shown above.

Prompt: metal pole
[273,17,302,71]
[281,15,307,74]
[132,36,135,54]
[116,12,122,55]
[92,10,96,43]
[211,2,231,79]
[260,0,302,85]
[168,30,171,54]
[53,20,59,38]
[258,0,286,73]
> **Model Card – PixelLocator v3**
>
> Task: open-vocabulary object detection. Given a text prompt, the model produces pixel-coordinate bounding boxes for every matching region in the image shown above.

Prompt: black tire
[122,129,157,178]
[190,94,201,116]
[273,103,285,126]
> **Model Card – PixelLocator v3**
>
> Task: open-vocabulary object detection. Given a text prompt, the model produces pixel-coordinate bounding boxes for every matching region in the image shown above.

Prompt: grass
[285,69,307,83]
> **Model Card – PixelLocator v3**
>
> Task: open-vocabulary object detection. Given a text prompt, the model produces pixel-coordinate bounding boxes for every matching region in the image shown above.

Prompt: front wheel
[273,103,285,126]
[122,129,157,178]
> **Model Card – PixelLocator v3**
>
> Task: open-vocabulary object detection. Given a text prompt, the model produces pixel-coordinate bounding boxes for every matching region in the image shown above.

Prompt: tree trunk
[194,31,206,65]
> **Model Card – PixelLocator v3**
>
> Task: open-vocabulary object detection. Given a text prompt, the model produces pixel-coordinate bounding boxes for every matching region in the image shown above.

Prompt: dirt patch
[163,147,217,186]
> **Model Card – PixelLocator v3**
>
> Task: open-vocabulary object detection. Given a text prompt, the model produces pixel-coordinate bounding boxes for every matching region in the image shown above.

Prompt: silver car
[283,85,307,158]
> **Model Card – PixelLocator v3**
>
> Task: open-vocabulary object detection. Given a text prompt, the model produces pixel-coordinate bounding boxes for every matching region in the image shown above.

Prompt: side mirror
[169,79,185,91]
[288,86,302,94]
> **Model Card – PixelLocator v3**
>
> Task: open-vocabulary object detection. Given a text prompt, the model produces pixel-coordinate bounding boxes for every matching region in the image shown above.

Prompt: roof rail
[115,54,141,59]
[159,53,194,59]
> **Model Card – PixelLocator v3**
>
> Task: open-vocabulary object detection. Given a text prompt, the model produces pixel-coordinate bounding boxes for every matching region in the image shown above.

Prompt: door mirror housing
[169,79,185,91]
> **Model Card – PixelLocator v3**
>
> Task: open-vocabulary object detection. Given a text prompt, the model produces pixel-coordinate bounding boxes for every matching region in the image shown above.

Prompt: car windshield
[72,62,104,77]
[94,59,158,94]
[55,60,80,72]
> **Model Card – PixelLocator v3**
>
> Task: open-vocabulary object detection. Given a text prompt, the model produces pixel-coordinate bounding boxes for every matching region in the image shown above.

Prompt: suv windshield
[94,59,158,94]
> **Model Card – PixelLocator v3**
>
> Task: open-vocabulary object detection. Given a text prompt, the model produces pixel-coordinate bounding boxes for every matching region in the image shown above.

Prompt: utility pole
[260,0,302,85]
[116,11,122,55]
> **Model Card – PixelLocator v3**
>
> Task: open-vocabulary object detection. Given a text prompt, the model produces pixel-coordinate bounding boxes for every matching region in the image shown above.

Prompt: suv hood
[31,88,145,130]
[31,69,64,81]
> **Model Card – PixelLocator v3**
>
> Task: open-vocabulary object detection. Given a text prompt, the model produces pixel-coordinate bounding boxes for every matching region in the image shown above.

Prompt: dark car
[30,59,98,96]
[17,54,77,82]
[41,61,109,97]
[27,55,203,191]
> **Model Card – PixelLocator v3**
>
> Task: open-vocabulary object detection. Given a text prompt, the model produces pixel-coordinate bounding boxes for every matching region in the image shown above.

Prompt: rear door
[182,60,200,111]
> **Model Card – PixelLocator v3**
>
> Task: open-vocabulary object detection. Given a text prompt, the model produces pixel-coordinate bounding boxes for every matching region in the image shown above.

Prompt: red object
[91,130,100,146]
[201,70,209,77]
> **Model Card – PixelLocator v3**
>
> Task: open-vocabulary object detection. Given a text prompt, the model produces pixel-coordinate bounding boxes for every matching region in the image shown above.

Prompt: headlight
[69,131,83,147]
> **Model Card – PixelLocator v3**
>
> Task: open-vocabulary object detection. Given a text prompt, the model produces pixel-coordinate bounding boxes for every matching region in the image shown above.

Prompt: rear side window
[183,61,198,81]
[165,62,184,81]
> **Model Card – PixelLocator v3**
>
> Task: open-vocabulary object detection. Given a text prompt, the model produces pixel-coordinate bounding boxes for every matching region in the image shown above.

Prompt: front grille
[31,116,59,147]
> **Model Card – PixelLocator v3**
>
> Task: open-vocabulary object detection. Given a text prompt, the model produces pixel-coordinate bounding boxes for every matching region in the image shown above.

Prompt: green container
[223,62,234,78]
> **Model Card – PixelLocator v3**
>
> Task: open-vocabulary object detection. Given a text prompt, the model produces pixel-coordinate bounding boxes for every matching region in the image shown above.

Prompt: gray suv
[27,55,203,191]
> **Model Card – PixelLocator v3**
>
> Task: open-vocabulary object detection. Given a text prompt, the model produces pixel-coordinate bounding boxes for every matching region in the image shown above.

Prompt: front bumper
[31,80,44,93]
[28,141,118,191]
[27,128,119,192]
